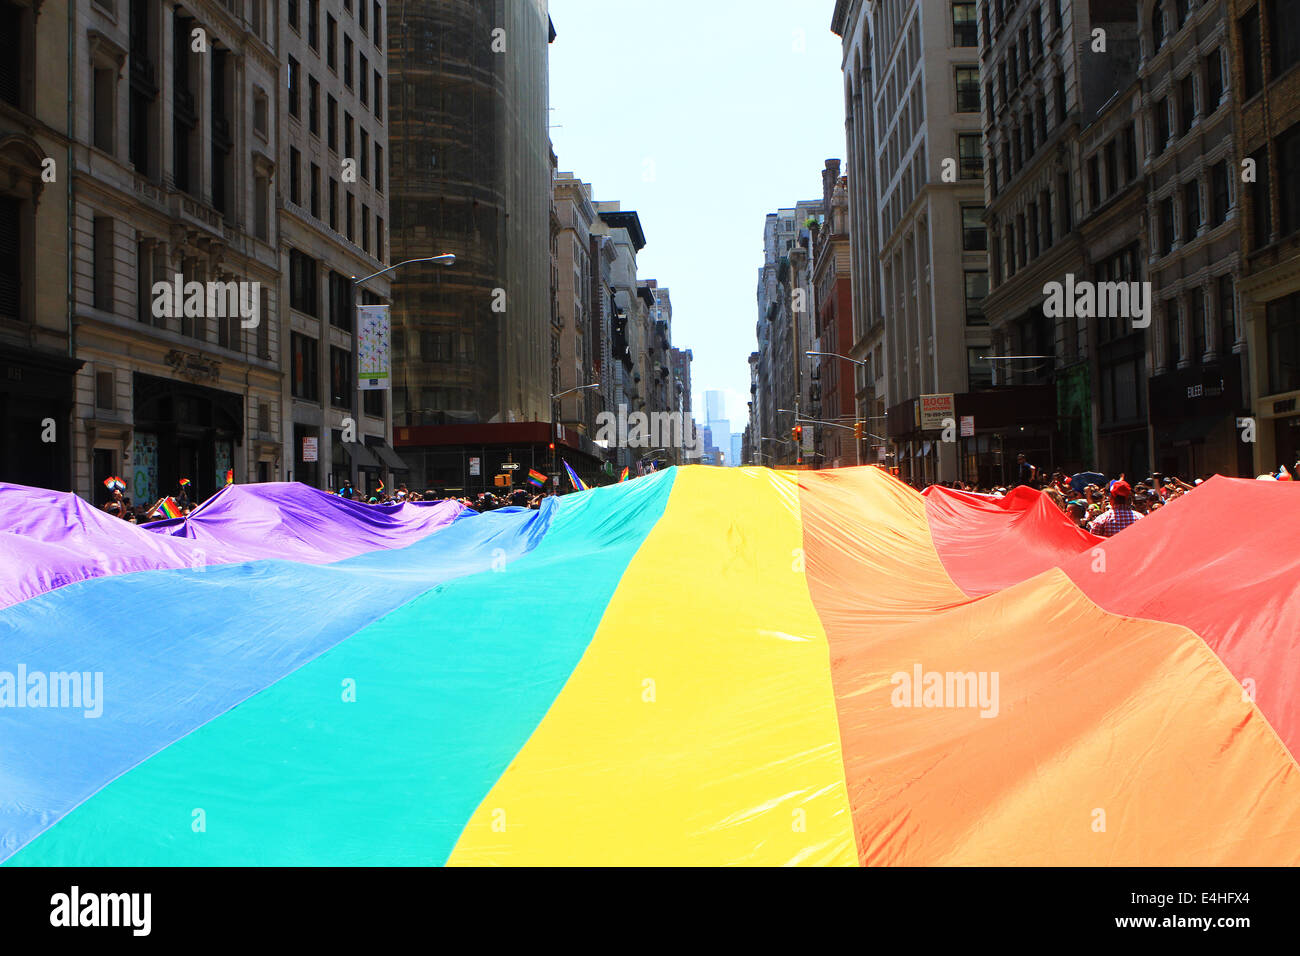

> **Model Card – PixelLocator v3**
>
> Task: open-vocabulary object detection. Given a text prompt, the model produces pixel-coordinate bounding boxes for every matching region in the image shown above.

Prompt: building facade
[810,159,856,466]
[0,0,80,492]
[1142,0,1249,479]
[832,0,885,469]
[281,0,396,495]
[68,0,285,507]
[834,0,990,484]
[1232,0,1300,475]
[388,0,564,492]
[552,170,598,437]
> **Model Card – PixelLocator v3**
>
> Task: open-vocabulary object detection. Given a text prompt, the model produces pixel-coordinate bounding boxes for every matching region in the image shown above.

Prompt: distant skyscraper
[730,433,743,469]
[705,390,726,424]
[704,390,731,465]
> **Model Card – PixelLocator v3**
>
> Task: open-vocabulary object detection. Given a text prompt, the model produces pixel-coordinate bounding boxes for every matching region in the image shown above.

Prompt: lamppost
[350,254,456,489]
[550,382,600,489]
[806,350,870,466]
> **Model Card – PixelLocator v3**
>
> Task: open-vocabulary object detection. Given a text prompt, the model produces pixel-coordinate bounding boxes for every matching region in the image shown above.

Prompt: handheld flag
[562,461,588,492]
[1278,466,1293,482]
[527,468,548,489]
[377,479,385,493]
[619,467,630,482]
[225,469,234,485]
[102,476,125,493]
[158,497,183,519]
[178,478,191,488]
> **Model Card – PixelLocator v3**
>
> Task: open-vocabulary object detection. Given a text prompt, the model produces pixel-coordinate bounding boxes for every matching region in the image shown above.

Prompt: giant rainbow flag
[1,467,1298,865]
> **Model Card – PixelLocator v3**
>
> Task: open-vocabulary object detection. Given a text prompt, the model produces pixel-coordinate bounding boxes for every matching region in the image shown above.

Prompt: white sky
[548,0,847,428]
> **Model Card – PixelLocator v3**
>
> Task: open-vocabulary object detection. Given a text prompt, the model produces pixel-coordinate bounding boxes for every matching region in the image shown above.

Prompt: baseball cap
[1110,479,1132,497]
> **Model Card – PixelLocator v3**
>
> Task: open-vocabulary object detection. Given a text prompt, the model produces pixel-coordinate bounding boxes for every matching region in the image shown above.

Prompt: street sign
[501,462,520,470]
[302,437,318,462]
[960,415,975,437]
[920,394,955,431]
[469,457,480,476]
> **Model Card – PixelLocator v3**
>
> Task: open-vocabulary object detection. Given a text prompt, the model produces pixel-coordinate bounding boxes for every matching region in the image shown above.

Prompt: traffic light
[854,421,864,441]
[792,425,803,443]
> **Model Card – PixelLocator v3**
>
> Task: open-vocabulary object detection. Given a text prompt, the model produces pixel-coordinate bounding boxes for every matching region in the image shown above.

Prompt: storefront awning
[341,442,382,468]
[372,443,410,472]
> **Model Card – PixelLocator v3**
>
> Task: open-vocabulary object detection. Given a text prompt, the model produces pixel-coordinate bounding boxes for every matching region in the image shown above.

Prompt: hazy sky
[548,0,847,428]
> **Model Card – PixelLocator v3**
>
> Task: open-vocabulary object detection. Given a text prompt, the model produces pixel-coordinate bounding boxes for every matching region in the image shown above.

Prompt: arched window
[1153,2,1167,51]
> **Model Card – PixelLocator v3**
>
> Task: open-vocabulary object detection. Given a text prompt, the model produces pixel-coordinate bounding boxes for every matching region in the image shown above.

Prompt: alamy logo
[890,664,999,718]
[594,404,702,456]
[50,886,151,936]
[152,274,260,327]
[0,665,103,718]
[1042,273,1152,328]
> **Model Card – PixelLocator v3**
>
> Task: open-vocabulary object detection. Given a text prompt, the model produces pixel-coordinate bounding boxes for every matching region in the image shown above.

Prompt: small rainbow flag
[178,478,191,488]
[225,469,234,485]
[619,467,630,482]
[158,497,183,519]
[102,477,125,493]
[562,461,588,492]
[527,468,548,488]
[377,479,385,493]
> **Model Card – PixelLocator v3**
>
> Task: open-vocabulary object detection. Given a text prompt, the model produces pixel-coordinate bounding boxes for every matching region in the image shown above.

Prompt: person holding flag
[562,461,588,492]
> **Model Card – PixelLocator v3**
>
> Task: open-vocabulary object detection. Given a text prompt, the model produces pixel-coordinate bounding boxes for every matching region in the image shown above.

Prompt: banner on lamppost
[357,304,391,390]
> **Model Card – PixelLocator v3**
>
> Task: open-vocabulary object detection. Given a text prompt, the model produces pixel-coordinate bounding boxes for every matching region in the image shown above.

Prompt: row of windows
[1084,124,1139,212]
[288,0,383,56]
[1240,2,1300,100]
[988,73,1067,196]
[88,213,272,358]
[991,175,1073,285]
[1151,49,1224,160]
[1160,277,1238,372]
[1153,162,1234,256]
[288,249,383,331]
[985,0,1065,50]
[1151,0,1201,55]
[285,151,385,259]
[288,58,384,135]
[1249,121,1300,251]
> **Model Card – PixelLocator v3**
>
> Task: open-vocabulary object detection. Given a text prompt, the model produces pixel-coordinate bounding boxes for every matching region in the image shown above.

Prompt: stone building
[810,160,855,467]
[1141,0,1249,479]
[0,0,80,492]
[552,170,598,438]
[835,0,990,484]
[68,0,285,506]
[1230,0,1300,475]
[280,0,396,495]
[831,0,884,466]
[387,0,561,493]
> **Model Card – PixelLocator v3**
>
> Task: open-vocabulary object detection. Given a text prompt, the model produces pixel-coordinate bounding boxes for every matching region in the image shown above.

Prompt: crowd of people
[94,479,560,521]
[334,480,550,513]
[99,486,198,523]
[929,451,1299,537]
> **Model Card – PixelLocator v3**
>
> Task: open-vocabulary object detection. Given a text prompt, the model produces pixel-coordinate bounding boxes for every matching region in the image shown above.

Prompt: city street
[0,0,1297,931]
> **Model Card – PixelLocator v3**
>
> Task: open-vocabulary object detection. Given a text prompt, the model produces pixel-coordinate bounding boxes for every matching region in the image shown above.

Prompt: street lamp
[550,382,600,488]
[806,350,867,367]
[805,351,870,465]
[349,255,456,488]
